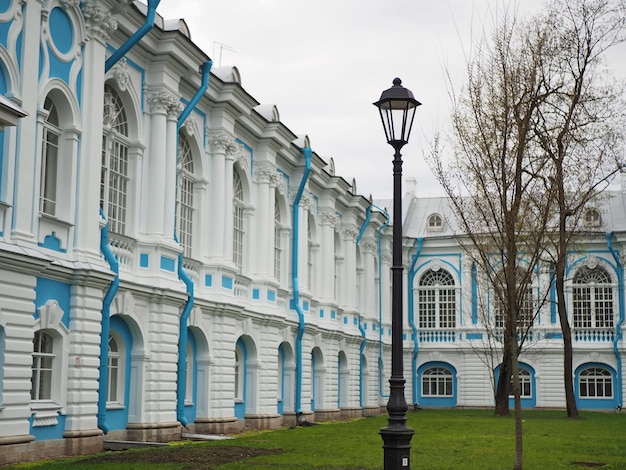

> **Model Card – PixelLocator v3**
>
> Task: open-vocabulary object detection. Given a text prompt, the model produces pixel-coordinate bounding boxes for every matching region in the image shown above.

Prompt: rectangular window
[233,205,244,272]
[40,127,59,215]
[31,332,54,401]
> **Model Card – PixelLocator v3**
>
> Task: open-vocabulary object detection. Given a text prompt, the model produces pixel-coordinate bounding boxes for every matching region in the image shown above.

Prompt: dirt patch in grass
[77,445,283,469]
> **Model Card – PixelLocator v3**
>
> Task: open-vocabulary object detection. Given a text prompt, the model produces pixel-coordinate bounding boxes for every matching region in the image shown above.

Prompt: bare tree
[530,0,626,419]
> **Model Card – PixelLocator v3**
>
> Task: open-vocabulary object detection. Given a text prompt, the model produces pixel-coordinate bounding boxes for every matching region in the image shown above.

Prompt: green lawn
[6,409,626,469]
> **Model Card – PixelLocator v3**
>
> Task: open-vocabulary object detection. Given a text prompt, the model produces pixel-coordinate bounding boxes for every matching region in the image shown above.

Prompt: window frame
[177,133,195,259]
[417,268,457,329]
[579,367,613,399]
[572,265,615,329]
[101,84,131,235]
[421,366,453,397]
[233,170,245,272]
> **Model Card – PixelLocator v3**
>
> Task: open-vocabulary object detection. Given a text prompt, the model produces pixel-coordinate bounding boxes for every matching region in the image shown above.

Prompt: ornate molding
[110,57,130,92]
[361,238,377,254]
[300,192,315,211]
[320,211,339,227]
[342,225,359,242]
[147,90,181,116]
[210,133,239,155]
[181,117,199,139]
[38,300,64,329]
[59,0,80,8]
[254,163,280,185]
[81,1,117,42]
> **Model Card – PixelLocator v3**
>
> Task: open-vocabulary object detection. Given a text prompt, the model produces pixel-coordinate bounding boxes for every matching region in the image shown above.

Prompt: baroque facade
[0,0,623,465]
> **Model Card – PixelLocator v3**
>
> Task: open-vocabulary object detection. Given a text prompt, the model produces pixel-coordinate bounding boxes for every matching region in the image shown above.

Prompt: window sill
[106,403,126,410]
[30,401,64,427]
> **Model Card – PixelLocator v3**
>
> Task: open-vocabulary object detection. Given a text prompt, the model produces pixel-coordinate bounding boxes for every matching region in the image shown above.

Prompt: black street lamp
[374,78,421,469]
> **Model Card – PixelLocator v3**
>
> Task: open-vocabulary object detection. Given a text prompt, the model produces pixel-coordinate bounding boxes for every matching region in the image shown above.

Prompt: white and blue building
[0,1,623,465]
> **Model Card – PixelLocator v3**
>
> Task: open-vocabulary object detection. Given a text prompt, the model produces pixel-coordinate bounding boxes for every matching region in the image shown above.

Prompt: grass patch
[5,410,626,469]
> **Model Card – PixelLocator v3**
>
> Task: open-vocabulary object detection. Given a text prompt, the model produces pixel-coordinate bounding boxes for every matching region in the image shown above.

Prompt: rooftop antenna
[213,41,237,67]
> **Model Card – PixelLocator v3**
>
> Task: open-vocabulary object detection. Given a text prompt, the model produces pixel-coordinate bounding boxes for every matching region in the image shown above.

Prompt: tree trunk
[494,341,512,416]
[512,347,523,470]
[555,256,579,418]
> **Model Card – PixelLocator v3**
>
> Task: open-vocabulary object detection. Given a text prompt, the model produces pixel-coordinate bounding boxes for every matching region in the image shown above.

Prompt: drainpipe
[355,205,371,409]
[606,232,624,408]
[97,209,119,434]
[175,60,212,426]
[105,0,161,73]
[292,147,312,416]
[96,0,160,435]
[377,209,390,399]
[407,237,424,406]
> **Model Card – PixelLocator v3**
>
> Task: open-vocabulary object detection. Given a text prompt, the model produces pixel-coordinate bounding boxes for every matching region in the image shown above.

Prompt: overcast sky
[157,0,626,200]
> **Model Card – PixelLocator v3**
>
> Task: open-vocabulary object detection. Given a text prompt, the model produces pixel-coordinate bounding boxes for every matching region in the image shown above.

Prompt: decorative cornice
[300,192,315,211]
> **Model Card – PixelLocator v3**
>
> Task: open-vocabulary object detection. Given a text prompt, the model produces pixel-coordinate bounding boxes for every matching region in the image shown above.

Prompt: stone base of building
[340,407,363,420]
[313,408,341,422]
[0,430,104,466]
[192,417,242,435]
[244,414,282,430]
[363,405,384,417]
[125,421,181,442]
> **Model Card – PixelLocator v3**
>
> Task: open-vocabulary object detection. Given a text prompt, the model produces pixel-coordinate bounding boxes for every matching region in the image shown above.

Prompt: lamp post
[374,78,421,469]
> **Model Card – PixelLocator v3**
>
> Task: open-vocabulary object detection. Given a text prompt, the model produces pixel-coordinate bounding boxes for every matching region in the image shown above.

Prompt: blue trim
[549,263,557,324]
[277,344,285,414]
[267,290,276,302]
[331,310,336,319]
[183,331,198,424]
[29,413,66,441]
[139,253,149,268]
[358,317,366,409]
[97,209,119,434]
[605,233,624,408]
[222,276,233,290]
[494,362,537,409]
[160,255,175,272]
[106,316,132,431]
[466,332,483,340]
[234,339,247,419]
[205,274,212,287]
[252,288,260,300]
[175,60,212,427]
[407,237,423,405]
[35,277,71,328]
[417,362,457,408]
[105,0,161,72]
[471,264,478,324]
[376,209,390,399]
[292,147,312,414]
[49,8,73,55]
[574,362,619,410]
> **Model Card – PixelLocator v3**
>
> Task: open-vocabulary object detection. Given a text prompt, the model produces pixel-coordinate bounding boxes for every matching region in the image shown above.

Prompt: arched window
[107,334,120,403]
[418,269,456,328]
[579,367,612,398]
[233,171,244,272]
[421,367,453,397]
[39,96,60,216]
[101,84,129,235]
[274,197,282,281]
[177,134,194,258]
[572,265,614,328]
[583,208,601,227]
[508,368,532,398]
[31,331,55,401]
[494,270,535,329]
[427,213,443,232]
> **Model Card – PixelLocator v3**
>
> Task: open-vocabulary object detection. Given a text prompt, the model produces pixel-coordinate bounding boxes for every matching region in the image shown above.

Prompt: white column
[74,2,117,258]
[164,103,181,240]
[252,163,274,278]
[144,90,173,237]
[11,0,43,242]
[319,211,339,302]
[341,225,359,311]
